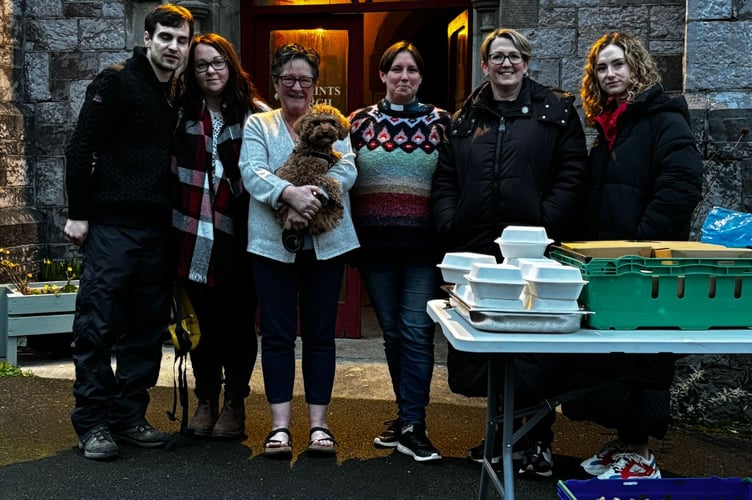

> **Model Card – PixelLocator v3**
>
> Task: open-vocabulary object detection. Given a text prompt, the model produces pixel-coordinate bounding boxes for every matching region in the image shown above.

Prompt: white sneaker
[596,451,662,480]
[580,440,626,476]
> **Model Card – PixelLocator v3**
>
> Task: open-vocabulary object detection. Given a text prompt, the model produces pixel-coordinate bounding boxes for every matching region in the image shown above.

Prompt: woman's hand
[284,206,309,231]
[280,185,323,221]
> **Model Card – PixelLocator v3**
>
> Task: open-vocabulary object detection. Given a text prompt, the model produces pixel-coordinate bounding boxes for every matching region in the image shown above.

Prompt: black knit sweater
[65,47,179,226]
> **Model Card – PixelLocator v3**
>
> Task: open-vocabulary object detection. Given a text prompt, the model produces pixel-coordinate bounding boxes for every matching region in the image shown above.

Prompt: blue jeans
[252,252,344,405]
[360,255,440,425]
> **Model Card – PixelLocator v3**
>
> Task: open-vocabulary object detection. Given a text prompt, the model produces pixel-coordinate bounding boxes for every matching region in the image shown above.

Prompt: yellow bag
[168,286,200,355]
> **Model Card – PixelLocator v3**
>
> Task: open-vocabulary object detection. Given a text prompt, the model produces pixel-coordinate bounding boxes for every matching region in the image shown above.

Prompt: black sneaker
[373,419,401,449]
[467,438,525,464]
[113,423,169,448]
[396,424,442,462]
[517,441,554,477]
[78,425,118,460]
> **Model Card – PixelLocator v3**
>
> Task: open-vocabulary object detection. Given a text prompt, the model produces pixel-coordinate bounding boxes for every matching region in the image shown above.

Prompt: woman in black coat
[568,31,703,480]
[431,27,588,477]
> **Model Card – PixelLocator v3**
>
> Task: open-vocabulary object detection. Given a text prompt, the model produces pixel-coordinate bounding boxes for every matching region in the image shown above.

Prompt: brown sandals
[263,428,292,458]
[308,426,337,455]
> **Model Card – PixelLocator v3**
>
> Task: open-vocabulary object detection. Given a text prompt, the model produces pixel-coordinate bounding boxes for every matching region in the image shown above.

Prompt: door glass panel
[270,30,348,112]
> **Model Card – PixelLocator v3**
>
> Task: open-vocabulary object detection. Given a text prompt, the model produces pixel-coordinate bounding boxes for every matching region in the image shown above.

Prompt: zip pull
[498,117,505,134]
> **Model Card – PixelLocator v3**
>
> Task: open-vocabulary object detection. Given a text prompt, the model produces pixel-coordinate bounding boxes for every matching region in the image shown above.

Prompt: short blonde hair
[480,28,532,64]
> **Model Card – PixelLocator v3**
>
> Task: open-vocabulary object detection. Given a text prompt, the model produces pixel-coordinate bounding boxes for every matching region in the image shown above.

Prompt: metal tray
[444,288,589,334]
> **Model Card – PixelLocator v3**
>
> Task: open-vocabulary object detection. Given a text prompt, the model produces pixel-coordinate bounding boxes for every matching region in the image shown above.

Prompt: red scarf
[594,101,628,150]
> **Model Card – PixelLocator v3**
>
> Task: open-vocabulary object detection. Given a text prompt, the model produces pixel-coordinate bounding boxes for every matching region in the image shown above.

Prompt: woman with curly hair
[172,33,269,439]
[566,32,702,480]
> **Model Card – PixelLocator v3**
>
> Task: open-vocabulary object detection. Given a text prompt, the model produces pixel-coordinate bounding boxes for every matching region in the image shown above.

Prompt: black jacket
[431,78,587,258]
[66,47,179,226]
[582,84,703,240]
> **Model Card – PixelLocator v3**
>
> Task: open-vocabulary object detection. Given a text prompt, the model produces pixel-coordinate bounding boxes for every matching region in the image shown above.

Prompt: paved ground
[1,305,750,499]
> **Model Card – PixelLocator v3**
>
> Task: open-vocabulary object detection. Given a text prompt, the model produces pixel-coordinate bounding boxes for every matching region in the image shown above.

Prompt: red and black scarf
[171,104,246,287]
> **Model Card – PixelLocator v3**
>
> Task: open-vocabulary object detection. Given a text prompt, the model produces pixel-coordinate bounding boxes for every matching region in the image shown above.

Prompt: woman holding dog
[348,41,451,462]
[239,42,358,458]
[171,33,268,439]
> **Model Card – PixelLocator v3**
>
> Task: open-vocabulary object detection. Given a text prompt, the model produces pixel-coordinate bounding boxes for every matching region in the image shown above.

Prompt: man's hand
[64,219,89,247]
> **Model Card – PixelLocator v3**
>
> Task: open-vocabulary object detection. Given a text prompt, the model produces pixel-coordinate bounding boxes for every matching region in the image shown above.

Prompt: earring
[274,92,279,101]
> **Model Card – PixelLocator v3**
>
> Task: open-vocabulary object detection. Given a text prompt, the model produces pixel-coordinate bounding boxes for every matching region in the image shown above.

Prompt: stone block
[26,0,63,18]
[650,5,685,40]
[0,207,45,247]
[653,55,683,92]
[50,52,100,80]
[686,21,752,91]
[577,7,649,56]
[32,123,69,156]
[24,52,50,101]
[67,79,90,117]
[528,58,559,88]
[79,19,126,51]
[1,155,29,187]
[539,8,576,28]
[687,0,731,20]
[35,102,69,125]
[35,157,65,207]
[524,28,576,58]
[26,20,78,51]
[63,2,101,17]
[102,3,126,18]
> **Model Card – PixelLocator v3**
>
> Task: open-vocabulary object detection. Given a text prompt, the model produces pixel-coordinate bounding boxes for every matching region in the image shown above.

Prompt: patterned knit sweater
[348,99,451,255]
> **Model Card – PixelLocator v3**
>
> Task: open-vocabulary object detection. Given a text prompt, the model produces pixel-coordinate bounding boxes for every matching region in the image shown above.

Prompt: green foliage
[0,361,34,378]
[39,257,81,282]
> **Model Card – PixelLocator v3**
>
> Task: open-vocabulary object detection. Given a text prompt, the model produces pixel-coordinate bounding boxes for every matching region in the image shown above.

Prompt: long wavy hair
[179,33,265,127]
[581,32,661,126]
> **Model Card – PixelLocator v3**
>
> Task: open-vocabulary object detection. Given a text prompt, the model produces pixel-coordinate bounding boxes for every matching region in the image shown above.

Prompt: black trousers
[185,251,258,401]
[70,224,172,438]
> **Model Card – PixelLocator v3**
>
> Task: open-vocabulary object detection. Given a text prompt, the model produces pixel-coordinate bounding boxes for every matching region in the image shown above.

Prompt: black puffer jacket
[582,84,703,240]
[431,78,587,257]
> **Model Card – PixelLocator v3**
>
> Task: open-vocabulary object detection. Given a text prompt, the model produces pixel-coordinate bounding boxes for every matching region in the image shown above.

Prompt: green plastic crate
[550,248,752,330]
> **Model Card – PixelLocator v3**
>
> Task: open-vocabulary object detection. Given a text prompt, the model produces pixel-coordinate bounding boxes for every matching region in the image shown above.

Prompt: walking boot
[187,399,218,438]
[212,392,246,439]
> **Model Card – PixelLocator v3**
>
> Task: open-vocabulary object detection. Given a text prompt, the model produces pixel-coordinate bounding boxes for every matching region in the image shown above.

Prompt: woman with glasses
[171,33,269,439]
[239,43,358,458]
[431,28,587,477]
[348,41,451,462]
[564,32,702,481]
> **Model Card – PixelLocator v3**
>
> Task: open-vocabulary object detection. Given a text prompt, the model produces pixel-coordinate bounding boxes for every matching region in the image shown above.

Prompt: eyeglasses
[277,75,315,88]
[194,58,227,73]
[488,52,524,65]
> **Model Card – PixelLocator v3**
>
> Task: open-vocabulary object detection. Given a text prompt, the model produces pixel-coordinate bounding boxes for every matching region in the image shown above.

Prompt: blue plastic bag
[701,206,752,248]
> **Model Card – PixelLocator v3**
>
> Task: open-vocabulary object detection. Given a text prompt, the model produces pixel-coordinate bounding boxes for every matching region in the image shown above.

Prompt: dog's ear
[334,108,351,140]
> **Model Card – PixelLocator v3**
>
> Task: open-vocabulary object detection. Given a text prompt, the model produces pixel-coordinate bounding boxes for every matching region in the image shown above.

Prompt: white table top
[427,300,752,355]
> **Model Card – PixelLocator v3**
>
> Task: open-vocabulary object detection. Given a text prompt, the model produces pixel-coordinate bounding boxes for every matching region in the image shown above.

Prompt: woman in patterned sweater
[348,41,451,462]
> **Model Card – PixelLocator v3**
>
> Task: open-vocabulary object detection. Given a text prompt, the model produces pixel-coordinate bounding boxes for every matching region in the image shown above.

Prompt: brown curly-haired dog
[275,103,351,234]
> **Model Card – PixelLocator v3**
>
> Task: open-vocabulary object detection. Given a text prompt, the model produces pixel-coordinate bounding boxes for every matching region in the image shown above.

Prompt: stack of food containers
[438,226,588,313]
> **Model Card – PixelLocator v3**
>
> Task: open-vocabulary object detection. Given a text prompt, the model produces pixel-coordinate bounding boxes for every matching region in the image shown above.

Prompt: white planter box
[1,281,78,366]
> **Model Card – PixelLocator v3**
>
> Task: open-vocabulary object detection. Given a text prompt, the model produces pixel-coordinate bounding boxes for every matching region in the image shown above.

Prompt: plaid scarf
[171,104,246,286]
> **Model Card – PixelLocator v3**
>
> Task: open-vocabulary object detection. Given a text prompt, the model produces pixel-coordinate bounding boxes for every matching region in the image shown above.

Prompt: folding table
[427,299,752,500]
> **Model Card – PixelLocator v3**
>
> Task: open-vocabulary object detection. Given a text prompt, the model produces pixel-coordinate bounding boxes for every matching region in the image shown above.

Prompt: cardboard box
[650,240,752,258]
[559,241,654,258]
[560,240,752,259]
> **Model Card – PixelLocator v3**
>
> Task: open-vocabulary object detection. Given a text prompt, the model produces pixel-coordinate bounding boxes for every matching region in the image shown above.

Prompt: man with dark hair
[65,3,194,460]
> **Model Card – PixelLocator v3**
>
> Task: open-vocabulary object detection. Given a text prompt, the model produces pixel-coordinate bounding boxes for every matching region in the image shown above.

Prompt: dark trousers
[70,224,171,437]
[252,252,344,405]
[185,255,258,400]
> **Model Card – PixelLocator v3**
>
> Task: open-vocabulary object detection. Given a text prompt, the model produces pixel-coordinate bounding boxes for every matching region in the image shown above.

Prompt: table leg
[478,355,513,499]
[501,354,515,499]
